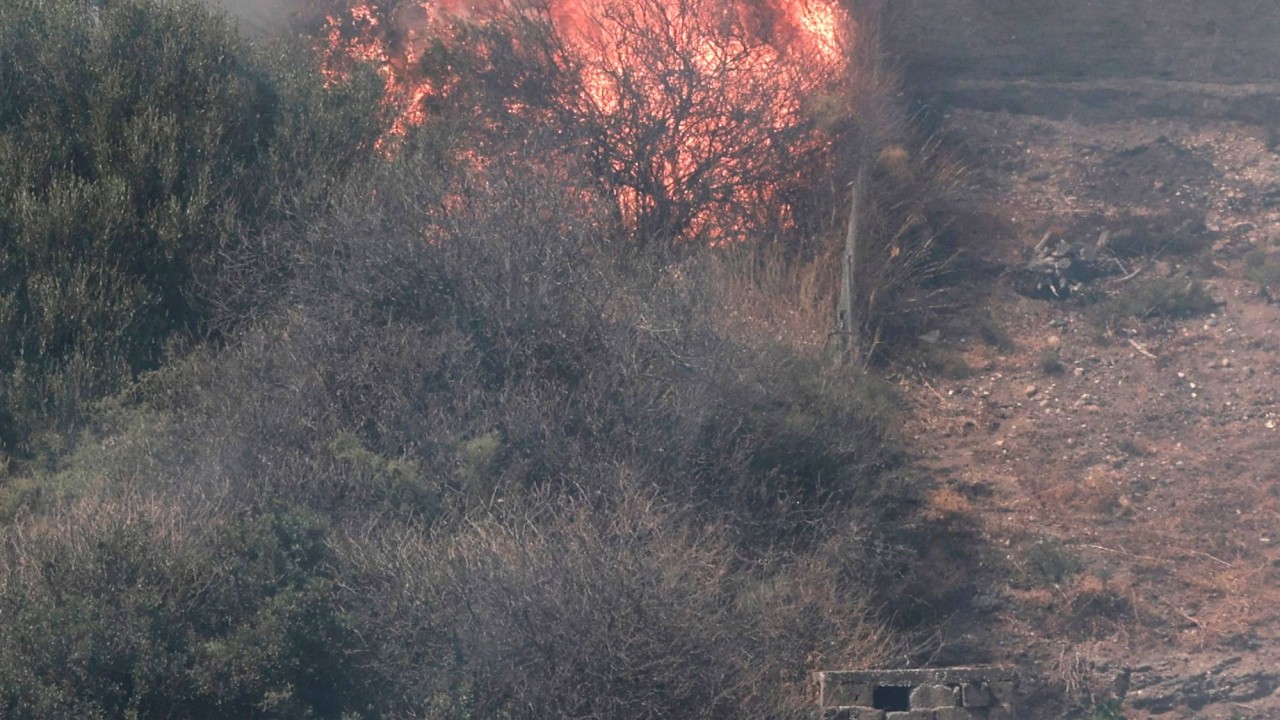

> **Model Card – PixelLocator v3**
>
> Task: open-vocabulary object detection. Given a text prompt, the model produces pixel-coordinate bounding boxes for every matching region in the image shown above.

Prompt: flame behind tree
[323,0,858,247]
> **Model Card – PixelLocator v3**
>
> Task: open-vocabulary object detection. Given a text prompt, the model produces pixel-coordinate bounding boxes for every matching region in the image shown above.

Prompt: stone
[989,681,1016,707]
[823,680,875,708]
[961,682,992,708]
[985,707,1014,720]
[886,712,934,720]
[910,684,959,708]
[934,709,971,720]
[1045,334,1062,350]
[1024,384,1039,398]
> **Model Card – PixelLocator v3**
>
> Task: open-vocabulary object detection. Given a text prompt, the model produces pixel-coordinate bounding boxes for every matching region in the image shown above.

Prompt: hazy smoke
[203,0,312,34]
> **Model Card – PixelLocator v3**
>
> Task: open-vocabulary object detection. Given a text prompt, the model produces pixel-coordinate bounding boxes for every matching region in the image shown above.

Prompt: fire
[322,0,856,242]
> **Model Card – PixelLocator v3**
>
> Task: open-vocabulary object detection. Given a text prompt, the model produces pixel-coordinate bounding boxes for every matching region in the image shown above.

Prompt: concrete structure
[818,667,1017,720]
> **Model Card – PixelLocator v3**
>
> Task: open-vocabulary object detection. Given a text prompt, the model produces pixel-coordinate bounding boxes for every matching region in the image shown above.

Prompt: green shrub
[1244,248,1280,288]
[0,502,379,718]
[0,0,385,455]
[1093,276,1219,328]
[1091,697,1128,720]
[1022,536,1084,587]
[1039,348,1065,374]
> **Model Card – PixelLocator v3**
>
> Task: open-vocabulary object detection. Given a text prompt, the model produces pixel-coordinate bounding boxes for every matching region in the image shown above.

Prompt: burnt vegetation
[0,0,967,717]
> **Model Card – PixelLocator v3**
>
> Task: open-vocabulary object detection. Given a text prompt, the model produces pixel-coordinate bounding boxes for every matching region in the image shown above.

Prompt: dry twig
[1128,338,1157,359]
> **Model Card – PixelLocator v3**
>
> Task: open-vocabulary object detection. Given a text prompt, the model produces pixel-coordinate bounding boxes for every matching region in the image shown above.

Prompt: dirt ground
[899,94,1280,718]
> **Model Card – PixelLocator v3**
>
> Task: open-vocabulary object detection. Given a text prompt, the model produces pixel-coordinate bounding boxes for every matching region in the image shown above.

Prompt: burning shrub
[321,0,857,248]
[319,0,966,358]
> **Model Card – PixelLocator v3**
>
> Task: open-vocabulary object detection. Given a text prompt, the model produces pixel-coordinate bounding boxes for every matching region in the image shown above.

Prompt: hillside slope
[906,88,1280,718]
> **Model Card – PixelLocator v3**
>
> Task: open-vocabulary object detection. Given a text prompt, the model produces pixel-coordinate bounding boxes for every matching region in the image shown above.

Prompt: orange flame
[323,0,855,240]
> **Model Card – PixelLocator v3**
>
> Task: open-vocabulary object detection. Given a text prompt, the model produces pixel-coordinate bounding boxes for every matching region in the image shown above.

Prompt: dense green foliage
[0,1,956,718]
[0,0,384,454]
[0,506,372,718]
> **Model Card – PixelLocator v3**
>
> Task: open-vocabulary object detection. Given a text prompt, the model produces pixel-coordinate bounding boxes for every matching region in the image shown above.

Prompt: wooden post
[835,0,883,365]
[838,167,866,365]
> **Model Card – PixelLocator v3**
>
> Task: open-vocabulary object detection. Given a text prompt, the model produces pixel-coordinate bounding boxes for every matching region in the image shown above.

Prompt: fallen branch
[1174,606,1204,628]
[1117,262,1147,282]
[1128,338,1157,359]
[1074,543,1159,563]
[1183,548,1233,567]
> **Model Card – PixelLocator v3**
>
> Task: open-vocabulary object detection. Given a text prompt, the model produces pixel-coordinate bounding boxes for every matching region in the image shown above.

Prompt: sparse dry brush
[341,485,901,719]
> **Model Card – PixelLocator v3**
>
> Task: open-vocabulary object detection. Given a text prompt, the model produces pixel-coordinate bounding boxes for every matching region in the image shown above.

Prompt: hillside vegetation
[0,1,963,717]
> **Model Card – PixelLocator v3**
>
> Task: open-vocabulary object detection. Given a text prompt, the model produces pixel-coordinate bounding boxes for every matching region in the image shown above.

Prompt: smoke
[203,0,316,34]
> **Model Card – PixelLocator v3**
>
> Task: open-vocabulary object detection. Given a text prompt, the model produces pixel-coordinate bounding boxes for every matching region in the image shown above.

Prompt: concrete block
[961,682,992,708]
[824,708,887,720]
[910,684,959,709]
[823,680,876,707]
[988,681,1016,707]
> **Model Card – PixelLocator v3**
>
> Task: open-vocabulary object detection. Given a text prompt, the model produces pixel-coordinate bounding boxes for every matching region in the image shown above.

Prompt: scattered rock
[910,684,959,709]
[1024,384,1040,398]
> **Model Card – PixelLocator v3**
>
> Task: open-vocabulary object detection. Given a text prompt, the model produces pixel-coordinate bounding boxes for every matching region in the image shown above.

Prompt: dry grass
[921,485,974,524]
[704,243,839,357]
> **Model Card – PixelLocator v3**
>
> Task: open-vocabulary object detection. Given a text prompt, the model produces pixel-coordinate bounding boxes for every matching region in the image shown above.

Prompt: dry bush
[339,476,902,720]
[117,132,906,540]
[0,495,380,718]
[0,134,920,715]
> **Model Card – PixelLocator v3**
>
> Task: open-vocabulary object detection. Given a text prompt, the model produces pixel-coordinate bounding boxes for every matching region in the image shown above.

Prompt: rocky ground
[899,92,1280,718]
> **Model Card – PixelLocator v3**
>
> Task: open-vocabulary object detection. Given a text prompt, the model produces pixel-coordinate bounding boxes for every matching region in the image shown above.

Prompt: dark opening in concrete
[872,685,911,711]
